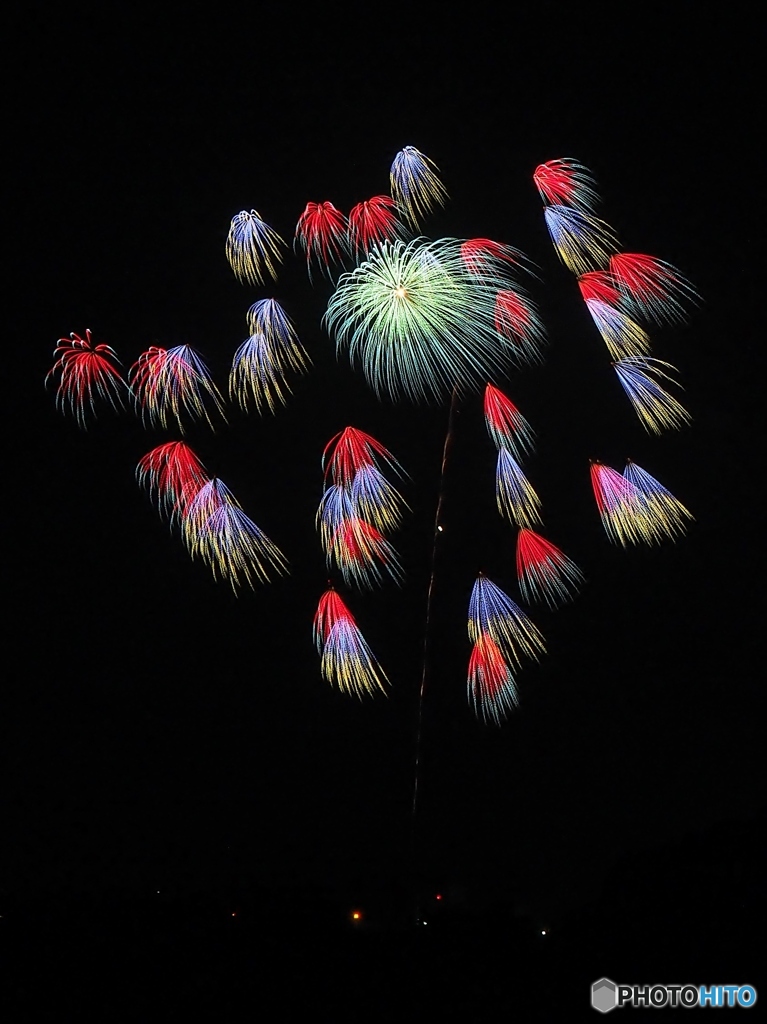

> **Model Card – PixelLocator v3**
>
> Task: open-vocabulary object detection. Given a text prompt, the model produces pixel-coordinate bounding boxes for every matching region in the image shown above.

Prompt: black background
[5,3,763,1016]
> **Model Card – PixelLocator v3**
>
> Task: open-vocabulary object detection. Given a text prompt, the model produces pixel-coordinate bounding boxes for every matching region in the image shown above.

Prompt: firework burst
[313,588,388,698]
[469,574,545,674]
[130,345,226,433]
[225,209,286,286]
[623,460,693,542]
[46,330,127,428]
[613,356,691,434]
[136,442,208,522]
[590,461,648,546]
[467,632,519,725]
[325,237,529,402]
[533,158,601,211]
[516,528,584,608]
[294,201,349,280]
[347,196,404,257]
[389,146,448,230]
[543,205,619,276]
[183,478,287,590]
[495,449,543,529]
[318,427,406,587]
[609,253,699,326]
[483,384,535,460]
[585,299,652,360]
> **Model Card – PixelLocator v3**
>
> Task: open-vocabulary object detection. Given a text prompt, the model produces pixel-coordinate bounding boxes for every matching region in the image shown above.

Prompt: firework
[467,632,519,725]
[225,209,286,286]
[613,356,691,434]
[183,478,287,590]
[533,158,601,211]
[590,461,648,546]
[136,442,208,522]
[516,528,584,608]
[623,460,693,542]
[543,205,618,276]
[230,303,309,416]
[495,449,543,529]
[389,146,448,230]
[325,237,528,402]
[323,426,404,487]
[577,270,622,306]
[609,253,698,326]
[493,288,546,365]
[483,383,535,460]
[130,345,226,433]
[318,427,406,587]
[294,201,349,280]
[327,517,403,590]
[468,574,545,672]
[347,196,404,257]
[46,330,127,428]
[313,588,388,698]
[460,238,526,276]
[585,299,652,360]
[229,333,290,415]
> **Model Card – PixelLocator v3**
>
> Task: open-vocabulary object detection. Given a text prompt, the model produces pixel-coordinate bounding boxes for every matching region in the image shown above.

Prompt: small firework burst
[226,209,286,286]
[347,196,405,257]
[130,345,226,433]
[543,205,619,276]
[516,528,584,608]
[483,384,536,460]
[533,158,601,211]
[389,145,448,230]
[46,329,127,428]
[294,201,349,280]
[613,356,691,434]
[313,588,388,698]
[609,253,699,326]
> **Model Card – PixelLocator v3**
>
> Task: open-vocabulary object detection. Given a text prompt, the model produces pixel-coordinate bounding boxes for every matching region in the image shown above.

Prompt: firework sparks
[313,588,388,698]
[46,330,127,428]
[226,209,286,286]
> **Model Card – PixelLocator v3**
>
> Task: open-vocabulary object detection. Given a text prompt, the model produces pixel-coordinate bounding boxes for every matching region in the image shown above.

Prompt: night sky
[6,2,763,944]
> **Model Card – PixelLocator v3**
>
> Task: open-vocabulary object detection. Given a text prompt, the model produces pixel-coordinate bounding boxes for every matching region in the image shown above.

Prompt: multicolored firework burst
[49,147,696,728]
[46,329,127,428]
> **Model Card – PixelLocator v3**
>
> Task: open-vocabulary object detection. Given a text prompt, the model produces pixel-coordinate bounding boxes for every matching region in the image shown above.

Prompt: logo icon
[592,978,617,1013]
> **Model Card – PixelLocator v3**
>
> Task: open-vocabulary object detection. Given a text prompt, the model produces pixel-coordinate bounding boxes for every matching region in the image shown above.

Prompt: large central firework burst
[324,237,535,403]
